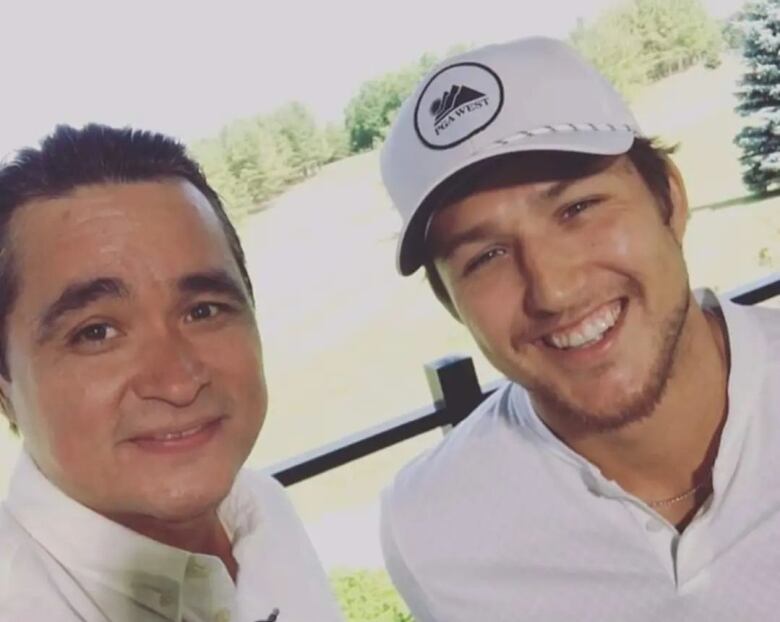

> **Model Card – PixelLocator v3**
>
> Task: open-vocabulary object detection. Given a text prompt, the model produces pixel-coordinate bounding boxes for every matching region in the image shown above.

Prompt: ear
[665,158,689,245]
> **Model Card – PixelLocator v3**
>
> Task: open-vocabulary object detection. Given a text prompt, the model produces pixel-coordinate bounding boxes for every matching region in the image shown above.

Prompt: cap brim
[396,129,636,276]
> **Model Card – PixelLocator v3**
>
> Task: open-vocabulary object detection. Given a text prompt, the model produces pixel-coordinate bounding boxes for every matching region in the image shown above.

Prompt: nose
[519,233,587,317]
[132,330,210,407]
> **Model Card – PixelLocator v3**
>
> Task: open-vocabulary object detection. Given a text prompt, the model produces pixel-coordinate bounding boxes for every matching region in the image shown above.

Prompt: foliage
[343,2,724,154]
[734,0,780,194]
[189,0,731,223]
[722,11,748,50]
[189,103,350,221]
[344,54,440,153]
[323,122,352,163]
[570,0,723,96]
[331,569,412,622]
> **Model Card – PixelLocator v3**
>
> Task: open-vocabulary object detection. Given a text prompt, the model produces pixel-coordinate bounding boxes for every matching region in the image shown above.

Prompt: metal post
[425,355,484,434]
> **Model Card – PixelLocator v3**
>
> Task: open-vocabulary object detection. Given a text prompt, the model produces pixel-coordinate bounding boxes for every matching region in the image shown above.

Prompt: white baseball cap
[380,36,642,276]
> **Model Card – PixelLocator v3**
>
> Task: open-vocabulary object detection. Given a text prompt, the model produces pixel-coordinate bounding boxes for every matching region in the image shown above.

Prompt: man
[0,125,344,622]
[379,37,780,621]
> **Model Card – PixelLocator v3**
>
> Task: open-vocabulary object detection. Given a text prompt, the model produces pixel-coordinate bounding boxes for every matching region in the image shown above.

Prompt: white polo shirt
[381,292,780,622]
[0,453,345,622]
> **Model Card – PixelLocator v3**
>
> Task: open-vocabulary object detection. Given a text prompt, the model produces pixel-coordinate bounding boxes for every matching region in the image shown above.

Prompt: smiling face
[429,155,691,432]
[0,180,267,523]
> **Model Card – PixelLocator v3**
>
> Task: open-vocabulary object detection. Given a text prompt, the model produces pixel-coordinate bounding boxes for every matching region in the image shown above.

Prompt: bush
[331,569,412,622]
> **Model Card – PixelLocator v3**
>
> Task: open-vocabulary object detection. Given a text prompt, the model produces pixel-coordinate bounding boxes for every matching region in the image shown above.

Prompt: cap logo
[414,62,504,150]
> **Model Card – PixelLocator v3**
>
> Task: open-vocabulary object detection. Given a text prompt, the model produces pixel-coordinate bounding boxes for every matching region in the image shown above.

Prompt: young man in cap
[0,125,344,622]
[379,37,780,621]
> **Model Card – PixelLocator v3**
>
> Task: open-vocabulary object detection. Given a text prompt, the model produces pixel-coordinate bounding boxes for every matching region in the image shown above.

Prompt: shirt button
[645,519,664,532]
[214,609,231,622]
[186,558,211,579]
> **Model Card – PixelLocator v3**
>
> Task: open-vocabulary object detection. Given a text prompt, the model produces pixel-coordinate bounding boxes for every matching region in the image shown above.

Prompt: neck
[110,508,238,581]
[538,294,730,516]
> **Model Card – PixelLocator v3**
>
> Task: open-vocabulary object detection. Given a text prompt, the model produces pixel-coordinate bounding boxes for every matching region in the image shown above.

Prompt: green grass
[331,569,412,622]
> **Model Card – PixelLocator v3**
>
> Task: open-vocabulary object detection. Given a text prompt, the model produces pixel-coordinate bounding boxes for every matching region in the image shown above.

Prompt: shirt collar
[4,451,249,621]
[701,289,767,489]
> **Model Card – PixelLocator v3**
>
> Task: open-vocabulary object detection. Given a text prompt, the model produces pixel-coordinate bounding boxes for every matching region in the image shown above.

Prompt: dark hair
[423,137,677,318]
[0,124,254,431]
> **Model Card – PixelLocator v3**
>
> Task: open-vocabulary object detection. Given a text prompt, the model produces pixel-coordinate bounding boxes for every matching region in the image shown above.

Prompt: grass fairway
[1,56,778,536]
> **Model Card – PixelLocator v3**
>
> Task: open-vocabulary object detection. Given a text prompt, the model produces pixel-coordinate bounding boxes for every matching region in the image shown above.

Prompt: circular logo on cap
[414,62,504,150]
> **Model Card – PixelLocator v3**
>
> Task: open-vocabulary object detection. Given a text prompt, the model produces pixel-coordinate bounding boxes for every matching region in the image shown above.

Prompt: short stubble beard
[530,283,691,435]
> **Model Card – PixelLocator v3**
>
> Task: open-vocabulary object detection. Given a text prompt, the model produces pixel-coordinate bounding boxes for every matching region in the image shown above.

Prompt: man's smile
[127,416,226,452]
[542,299,625,350]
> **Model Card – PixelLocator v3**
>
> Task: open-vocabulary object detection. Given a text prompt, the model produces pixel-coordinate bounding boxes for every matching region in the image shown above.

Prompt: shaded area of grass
[692,188,780,212]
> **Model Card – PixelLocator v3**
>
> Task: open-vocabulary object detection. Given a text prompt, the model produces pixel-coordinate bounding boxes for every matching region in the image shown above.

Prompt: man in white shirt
[379,37,780,621]
[0,124,344,622]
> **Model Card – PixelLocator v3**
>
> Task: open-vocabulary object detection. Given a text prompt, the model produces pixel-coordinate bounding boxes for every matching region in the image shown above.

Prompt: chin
[539,374,665,434]
[136,485,230,523]
[125,465,238,521]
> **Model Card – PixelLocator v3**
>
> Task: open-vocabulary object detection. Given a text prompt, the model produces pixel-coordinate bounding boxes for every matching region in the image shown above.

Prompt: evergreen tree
[734,0,780,194]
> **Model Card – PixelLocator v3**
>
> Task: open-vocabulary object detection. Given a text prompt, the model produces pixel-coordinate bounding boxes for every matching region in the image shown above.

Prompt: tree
[571,10,646,95]
[344,55,439,152]
[570,0,723,96]
[322,122,351,163]
[722,11,747,51]
[270,102,328,178]
[734,0,780,194]
[631,0,721,77]
[190,101,350,219]
[189,136,253,222]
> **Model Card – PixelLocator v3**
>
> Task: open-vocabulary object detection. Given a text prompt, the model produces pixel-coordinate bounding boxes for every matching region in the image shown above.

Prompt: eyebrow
[436,176,596,260]
[35,270,250,344]
[434,223,499,261]
[37,278,129,342]
[177,269,249,306]
[536,178,581,202]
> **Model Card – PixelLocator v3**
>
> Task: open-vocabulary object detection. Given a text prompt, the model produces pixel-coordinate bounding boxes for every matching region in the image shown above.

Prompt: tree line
[569,0,723,96]
[189,102,349,217]
[191,0,764,220]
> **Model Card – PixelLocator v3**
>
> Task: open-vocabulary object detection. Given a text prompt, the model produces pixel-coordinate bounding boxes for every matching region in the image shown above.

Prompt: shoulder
[746,302,780,345]
[388,382,527,498]
[719,291,780,338]
[380,381,545,621]
[236,467,289,497]
[231,468,299,521]
[735,302,780,400]
[382,381,542,535]
[0,507,81,620]
[722,298,780,373]
[0,505,41,588]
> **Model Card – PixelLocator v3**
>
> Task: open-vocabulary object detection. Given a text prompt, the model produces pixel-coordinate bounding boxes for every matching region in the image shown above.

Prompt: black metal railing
[268,272,780,486]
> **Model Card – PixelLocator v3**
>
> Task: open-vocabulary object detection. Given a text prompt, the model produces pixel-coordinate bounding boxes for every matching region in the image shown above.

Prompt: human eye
[559,197,601,221]
[185,302,233,323]
[463,247,506,276]
[68,322,120,347]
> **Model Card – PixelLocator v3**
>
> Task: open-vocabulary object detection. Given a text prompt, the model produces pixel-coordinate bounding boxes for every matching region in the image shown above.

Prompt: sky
[0,0,748,157]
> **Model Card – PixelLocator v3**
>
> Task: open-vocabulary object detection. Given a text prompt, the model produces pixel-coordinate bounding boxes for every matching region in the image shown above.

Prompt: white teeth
[545,301,622,350]
[152,424,205,441]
